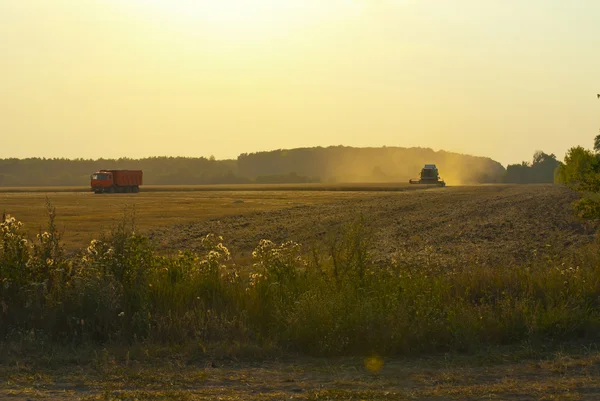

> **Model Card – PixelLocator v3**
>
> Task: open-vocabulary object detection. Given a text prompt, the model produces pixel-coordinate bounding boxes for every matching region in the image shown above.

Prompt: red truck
[90,170,143,194]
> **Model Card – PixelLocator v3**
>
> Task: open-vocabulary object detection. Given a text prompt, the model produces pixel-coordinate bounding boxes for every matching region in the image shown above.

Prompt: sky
[1,0,599,166]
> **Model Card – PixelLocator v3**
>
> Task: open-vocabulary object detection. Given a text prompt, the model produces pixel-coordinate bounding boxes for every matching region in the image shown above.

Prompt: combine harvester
[409,164,446,187]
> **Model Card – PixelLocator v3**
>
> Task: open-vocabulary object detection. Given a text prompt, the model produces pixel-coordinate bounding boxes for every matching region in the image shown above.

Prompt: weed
[2,208,600,357]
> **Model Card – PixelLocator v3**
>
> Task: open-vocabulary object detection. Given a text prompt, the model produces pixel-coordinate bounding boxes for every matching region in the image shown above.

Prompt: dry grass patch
[2,348,600,400]
[0,190,383,251]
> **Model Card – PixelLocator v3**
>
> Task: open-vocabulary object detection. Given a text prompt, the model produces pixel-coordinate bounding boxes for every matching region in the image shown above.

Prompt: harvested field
[0,185,595,265]
[0,182,440,193]
[151,184,596,266]
[0,189,386,250]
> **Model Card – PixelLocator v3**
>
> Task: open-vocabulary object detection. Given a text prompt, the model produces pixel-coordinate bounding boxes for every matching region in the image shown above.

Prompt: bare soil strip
[2,350,600,400]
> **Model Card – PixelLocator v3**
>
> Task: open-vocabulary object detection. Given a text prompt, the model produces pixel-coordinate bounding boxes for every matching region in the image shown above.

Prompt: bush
[556,143,600,220]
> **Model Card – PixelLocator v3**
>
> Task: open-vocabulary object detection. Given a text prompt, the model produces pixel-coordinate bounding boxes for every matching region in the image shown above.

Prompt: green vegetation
[2,204,600,357]
[504,151,562,184]
[556,134,600,219]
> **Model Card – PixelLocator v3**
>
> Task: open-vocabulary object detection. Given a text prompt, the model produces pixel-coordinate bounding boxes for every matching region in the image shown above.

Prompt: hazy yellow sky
[1,0,599,166]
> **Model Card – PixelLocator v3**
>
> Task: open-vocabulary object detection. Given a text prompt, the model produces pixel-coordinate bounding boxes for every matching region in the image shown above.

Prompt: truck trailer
[90,170,143,194]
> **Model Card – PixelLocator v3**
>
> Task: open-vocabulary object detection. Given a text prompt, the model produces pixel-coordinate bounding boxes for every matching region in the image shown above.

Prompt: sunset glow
[120,0,347,40]
[1,0,599,165]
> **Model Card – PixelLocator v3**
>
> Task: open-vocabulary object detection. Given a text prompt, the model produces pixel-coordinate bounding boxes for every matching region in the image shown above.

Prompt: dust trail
[237,146,505,185]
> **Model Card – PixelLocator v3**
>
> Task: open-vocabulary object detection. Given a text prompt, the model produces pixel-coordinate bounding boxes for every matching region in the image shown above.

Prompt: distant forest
[503,151,562,184]
[238,146,505,184]
[0,146,557,187]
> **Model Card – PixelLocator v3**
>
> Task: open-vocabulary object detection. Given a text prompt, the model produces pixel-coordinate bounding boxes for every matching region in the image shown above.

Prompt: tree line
[238,146,507,184]
[503,151,562,184]
[0,147,507,187]
[0,157,244,186]
[0,145,573,187]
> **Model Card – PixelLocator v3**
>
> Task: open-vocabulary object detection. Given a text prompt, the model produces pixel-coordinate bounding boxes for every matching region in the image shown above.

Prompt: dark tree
[505,151,561,184]
[594,133,600,153]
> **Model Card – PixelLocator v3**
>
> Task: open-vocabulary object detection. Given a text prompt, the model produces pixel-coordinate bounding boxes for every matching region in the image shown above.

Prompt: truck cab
[91,171,114,193]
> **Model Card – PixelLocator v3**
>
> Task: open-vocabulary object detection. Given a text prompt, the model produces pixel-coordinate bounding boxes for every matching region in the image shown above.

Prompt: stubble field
[0,184,594,266]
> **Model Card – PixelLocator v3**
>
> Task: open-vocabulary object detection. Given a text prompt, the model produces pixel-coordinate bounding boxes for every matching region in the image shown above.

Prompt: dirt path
[151,185,595,266]
[2,350,600,400]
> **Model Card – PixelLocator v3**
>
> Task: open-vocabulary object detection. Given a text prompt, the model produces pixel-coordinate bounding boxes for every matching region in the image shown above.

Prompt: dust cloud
[237,146,505,185]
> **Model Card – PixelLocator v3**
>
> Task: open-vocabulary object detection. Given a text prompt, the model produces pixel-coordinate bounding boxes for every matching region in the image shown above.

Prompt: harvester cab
[409,164,446,187]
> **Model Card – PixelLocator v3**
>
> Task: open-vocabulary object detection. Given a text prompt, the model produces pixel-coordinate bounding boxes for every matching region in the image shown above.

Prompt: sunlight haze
[1,0,599,166]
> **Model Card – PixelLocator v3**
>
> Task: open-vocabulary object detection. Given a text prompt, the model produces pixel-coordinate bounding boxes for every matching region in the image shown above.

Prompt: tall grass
[1,205,600,356]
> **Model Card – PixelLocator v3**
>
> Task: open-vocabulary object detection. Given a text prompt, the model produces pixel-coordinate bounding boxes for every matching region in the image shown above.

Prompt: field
[0,183,442,193]
[0,183,444,252]
[2,183,600,400]
[150,184,596,267]
[0,183,594,263]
